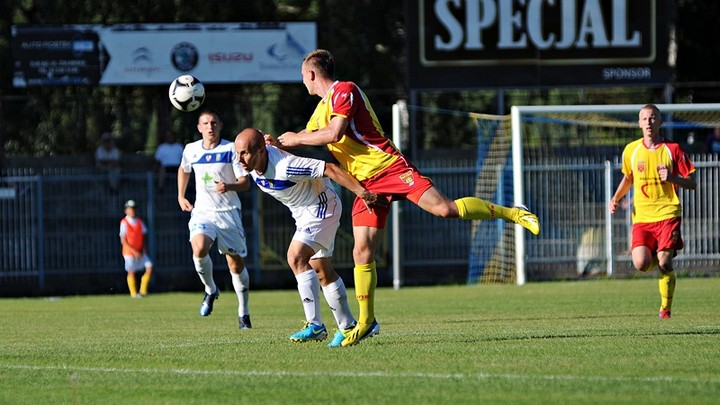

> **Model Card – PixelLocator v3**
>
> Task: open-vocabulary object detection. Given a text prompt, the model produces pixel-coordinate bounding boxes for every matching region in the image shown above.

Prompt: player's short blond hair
[303,49,334,78]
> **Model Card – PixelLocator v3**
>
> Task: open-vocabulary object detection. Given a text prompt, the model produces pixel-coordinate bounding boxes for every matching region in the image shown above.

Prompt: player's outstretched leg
[513,205,540,236]
[454,197,540,235]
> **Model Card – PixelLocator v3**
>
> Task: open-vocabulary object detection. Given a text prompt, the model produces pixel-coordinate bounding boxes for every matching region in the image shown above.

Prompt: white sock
[321,278,355,330]
[296,269,322,325]
[193,255,216,294]
[231,267,250,317]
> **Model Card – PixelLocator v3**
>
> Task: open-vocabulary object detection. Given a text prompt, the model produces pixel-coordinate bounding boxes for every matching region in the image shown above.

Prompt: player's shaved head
[234,128,268,172]
[235,127,264,149]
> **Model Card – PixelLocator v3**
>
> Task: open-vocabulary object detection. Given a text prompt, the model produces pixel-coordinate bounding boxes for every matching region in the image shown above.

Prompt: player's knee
[658,262,673,274]
[353,247,374,264]
[633,258,653,272]
[431,203,457,219]
[286,253,310,273]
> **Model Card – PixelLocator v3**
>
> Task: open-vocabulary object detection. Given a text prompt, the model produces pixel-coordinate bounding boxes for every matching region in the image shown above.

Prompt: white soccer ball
[168,75,205,112]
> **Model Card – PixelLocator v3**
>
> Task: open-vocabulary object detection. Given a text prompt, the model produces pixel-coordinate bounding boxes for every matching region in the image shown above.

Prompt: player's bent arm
[177,169,193,211]
[279,116,348,148]
[232,175,252,192]
[323,163,364,196]
[323,163,387,211]
[668,172,697,190]
[609,174,633,213]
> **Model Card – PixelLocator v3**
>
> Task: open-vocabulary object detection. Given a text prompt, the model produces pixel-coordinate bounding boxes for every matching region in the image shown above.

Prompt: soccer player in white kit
[178,110,253,330]
[234,128,387,347]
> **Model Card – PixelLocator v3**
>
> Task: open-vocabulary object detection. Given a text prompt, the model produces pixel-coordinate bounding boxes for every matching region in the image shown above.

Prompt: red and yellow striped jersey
[305,81,401,181]
[621,138,695,223]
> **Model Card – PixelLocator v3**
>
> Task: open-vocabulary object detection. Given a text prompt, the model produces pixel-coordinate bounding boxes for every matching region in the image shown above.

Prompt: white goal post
[511,103,720,285]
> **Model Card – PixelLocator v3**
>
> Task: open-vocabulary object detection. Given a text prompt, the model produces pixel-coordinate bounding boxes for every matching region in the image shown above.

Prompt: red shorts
[631,217,684,255]
[351,157,434,228]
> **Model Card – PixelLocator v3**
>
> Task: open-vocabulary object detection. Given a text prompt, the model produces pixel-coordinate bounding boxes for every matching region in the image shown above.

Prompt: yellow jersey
[306,81,401,181]
[621,138,695,223]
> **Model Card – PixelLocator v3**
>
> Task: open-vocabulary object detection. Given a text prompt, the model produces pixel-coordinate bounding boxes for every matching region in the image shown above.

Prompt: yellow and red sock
[659,271,676,311]
[354,262,377,324]
[455,197,513,221]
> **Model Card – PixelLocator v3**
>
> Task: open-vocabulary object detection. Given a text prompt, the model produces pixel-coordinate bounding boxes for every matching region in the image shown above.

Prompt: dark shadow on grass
[453,328,720,344]
[356,328,720,347]
[446,313,672,323]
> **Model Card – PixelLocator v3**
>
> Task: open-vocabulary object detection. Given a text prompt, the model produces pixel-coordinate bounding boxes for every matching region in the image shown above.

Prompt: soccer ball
[168,75,205,112]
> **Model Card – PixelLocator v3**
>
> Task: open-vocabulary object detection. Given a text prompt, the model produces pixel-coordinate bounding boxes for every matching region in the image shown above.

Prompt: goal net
[391,103,720,287]
[509,104,720,284]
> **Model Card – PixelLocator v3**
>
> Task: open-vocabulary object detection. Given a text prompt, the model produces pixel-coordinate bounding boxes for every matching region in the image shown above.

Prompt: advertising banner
[406,0,674,89]
[11,22,317,87]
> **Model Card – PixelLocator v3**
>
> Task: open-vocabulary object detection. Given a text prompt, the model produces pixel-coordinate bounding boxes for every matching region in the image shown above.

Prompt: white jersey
[180,139,246,212]
[251,146,336,219]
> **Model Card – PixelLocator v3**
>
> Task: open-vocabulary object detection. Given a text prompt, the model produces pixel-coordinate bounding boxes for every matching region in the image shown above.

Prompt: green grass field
[1,278,719,404]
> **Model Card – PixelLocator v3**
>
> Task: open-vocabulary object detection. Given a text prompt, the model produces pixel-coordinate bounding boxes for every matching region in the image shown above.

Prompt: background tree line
[0,0,718,167]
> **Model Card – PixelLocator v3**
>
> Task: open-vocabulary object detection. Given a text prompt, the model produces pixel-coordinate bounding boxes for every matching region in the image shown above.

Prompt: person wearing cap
[95,132,121,193]
[119,199,153,298]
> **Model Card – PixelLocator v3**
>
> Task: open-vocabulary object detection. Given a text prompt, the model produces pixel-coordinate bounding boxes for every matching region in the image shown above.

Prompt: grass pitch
[1,278,719,404]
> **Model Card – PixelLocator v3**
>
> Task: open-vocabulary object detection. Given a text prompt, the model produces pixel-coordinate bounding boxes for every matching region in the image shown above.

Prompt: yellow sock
[455,197,513,221]
[659,271,676,311]
[354,262,377,324]
[140,271,151,296]
[127,273,138,297]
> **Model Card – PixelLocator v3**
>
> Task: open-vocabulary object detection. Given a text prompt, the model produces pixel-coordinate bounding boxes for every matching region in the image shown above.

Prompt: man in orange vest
[119,199,153,298]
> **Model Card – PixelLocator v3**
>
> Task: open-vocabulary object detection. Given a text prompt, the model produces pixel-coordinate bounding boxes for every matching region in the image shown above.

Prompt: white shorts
[292,199,341,260]
[189,208,248,257]
[123,254,152,272]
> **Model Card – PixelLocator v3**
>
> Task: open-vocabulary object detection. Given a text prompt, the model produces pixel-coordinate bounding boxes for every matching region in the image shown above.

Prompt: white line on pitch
[3,364,719,385]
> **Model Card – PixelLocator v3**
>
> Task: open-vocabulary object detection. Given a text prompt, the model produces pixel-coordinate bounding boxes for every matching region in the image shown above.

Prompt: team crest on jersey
[399,170,415,186]
[204,155,212,162]
[637,161,646,173]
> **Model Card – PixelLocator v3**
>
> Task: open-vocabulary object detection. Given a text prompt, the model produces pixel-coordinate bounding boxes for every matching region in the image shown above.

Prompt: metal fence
[0,159,476,295]
[1,155,718,296]
[525,154,720,280]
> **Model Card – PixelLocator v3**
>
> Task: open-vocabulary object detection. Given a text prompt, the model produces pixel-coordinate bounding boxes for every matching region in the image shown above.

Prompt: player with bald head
[235,128,386,346]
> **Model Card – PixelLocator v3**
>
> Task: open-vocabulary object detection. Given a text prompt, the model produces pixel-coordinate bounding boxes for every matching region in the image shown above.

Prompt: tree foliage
[0,0,718,160]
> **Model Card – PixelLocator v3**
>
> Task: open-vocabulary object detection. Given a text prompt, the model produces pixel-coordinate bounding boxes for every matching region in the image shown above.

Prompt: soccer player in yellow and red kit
[610,104,697,319]
[275,49,540,347]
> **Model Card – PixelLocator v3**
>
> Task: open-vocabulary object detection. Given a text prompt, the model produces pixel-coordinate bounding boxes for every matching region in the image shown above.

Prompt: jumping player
[275,49,540,346]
